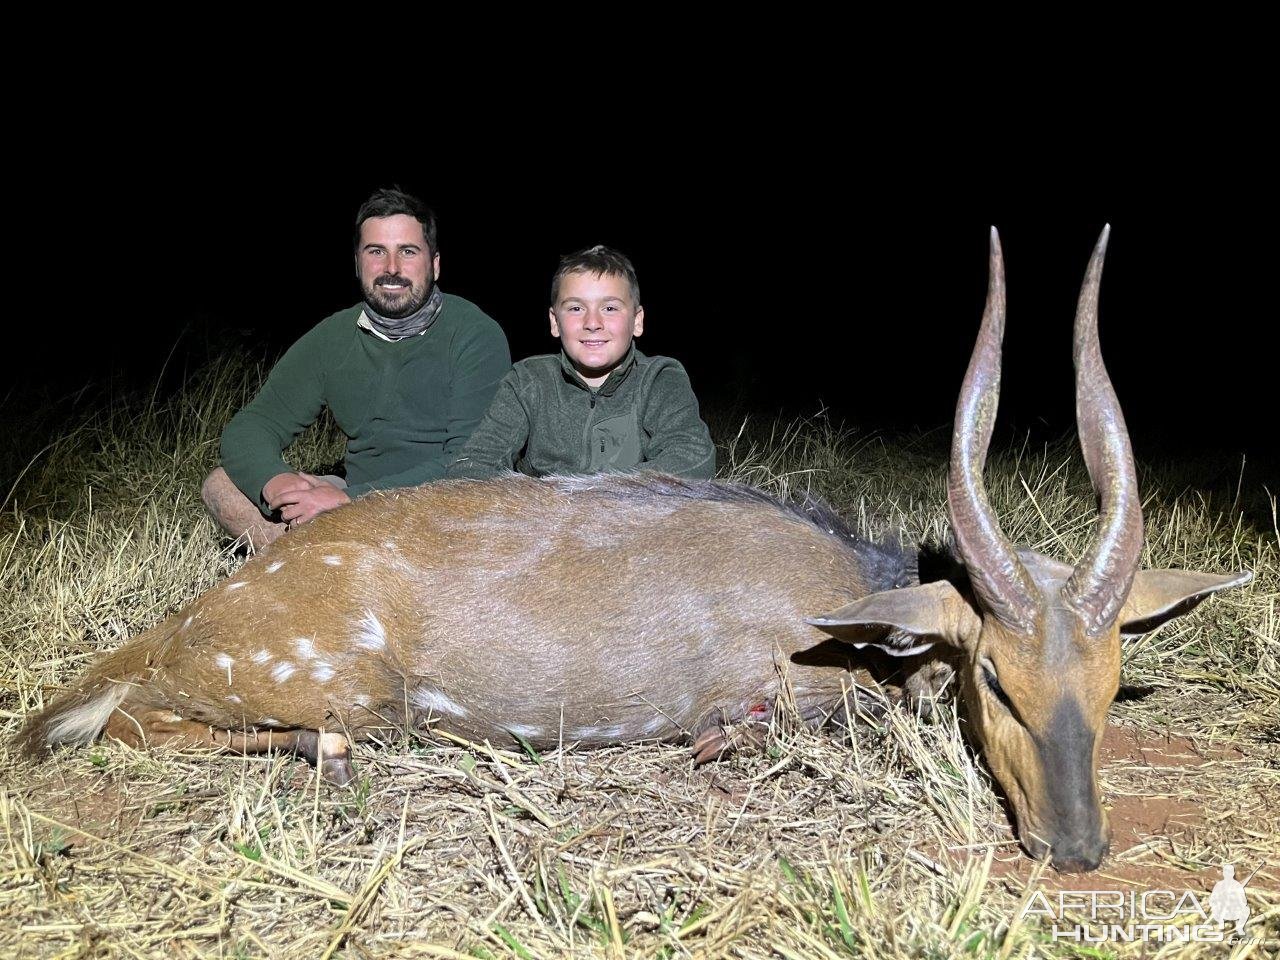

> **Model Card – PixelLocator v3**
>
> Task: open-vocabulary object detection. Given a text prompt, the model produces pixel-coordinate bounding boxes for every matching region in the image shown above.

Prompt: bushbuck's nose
[1050,834,1109,873]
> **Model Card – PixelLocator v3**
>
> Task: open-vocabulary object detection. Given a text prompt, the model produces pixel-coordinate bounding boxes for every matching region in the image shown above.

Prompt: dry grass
[1,362,1276,958]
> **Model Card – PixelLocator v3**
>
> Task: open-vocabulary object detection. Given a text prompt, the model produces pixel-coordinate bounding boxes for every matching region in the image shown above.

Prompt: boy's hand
[263,472,351,527]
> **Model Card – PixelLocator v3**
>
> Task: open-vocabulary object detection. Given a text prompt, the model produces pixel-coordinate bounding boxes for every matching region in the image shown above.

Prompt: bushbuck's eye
[981,660,1013,711]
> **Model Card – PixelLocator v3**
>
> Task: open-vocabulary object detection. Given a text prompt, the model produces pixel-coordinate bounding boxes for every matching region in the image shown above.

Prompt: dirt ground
[16,722,1270,892]
[957,724,1279,900]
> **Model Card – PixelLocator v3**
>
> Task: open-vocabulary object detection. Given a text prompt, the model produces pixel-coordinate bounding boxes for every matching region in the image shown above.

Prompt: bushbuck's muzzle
[1032,698,1108,871]
[1049,833,1110,874]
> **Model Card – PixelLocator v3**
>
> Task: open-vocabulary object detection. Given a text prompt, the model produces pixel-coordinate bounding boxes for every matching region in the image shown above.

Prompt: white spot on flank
[354,611,386,651]
[322,555,343,566]
[293,637,317,659]
[507,723,543,738]
[260,717,280,726]
[352,694,372,707]
[214,653,234,669]
[412,688,466,718]
[183,616,193,628]
[311,663,335,682]
[252,649,271,664]
[226,581,247,592]
[271,662,296,682]
[382,541,397,551]
[227,694,242,704]
[266,560,284,573]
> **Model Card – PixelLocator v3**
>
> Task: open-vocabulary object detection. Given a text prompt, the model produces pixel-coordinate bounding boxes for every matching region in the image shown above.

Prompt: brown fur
[19,474,891,758]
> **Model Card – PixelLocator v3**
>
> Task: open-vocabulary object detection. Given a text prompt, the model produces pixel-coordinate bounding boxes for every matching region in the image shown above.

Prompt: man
[202,188,511,548]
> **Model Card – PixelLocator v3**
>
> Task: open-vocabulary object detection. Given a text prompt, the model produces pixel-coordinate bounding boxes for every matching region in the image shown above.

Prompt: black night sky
[8,110,1276,480]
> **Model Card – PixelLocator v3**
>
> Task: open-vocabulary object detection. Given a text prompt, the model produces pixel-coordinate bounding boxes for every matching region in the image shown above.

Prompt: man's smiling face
[549,271,644,388]
[357,214,440,319]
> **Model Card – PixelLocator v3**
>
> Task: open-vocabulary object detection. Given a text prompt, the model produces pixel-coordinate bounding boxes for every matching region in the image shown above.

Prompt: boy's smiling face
[550,271,644,388]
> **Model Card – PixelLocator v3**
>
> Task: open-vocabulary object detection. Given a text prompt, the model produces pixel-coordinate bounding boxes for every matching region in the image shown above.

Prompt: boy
[447,245,715,480]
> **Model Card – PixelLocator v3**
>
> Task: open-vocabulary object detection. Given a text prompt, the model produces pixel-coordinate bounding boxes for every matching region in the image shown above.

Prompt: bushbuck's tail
[15,617,183,758]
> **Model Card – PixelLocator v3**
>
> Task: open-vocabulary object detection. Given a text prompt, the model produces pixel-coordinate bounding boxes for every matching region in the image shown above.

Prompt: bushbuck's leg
[689,704,772,765]
[104,710,355,785]
[201,467,286,552]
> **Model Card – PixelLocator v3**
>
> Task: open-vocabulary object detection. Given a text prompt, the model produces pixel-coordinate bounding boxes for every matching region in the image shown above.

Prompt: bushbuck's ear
[1119,569,1253,636]
[807,580,981,654]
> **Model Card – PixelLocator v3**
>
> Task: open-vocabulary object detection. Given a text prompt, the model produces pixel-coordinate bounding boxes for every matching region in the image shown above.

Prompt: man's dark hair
[354,187,439,254]
[550,245,641,307]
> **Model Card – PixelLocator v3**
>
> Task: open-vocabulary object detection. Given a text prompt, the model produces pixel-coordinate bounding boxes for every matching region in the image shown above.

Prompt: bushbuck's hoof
[320,753,356,787]
[294,730,355,785]
[689,714,768,765]
[316,732,354,786]
[903,659,955,719]
[691,726,729,765]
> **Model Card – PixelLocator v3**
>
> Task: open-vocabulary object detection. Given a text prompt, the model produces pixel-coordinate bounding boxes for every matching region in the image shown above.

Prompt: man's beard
[363,273,433,319]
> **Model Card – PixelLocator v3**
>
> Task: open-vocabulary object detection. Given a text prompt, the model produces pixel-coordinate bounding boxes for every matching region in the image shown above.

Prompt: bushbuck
[17,227,1249,872]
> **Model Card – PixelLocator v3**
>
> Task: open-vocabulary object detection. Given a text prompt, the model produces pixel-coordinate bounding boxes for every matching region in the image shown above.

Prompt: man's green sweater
[446,345,715,480]
[222,295,511,513]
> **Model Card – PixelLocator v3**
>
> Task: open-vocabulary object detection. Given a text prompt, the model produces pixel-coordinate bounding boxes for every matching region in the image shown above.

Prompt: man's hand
[263,472,351,527]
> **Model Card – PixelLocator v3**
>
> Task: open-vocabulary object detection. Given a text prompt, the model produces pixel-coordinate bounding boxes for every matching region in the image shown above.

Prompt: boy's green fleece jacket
[446,345,715,480]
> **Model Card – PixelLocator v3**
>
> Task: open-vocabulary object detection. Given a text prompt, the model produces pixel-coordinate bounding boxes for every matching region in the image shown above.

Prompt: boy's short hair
[550,245,641,307]
[354,186,439,254]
